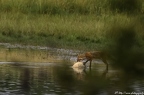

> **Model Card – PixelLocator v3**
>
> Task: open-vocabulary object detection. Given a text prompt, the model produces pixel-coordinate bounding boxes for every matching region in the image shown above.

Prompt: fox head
[77,54,86,62]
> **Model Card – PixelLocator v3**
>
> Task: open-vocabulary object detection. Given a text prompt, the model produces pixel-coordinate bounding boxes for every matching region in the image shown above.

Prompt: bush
[109,0,142,13]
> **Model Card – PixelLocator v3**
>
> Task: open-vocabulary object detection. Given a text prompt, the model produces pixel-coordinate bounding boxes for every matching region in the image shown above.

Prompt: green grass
[0,13,104,49]
[0,0,143,50]
[0,0,109,15]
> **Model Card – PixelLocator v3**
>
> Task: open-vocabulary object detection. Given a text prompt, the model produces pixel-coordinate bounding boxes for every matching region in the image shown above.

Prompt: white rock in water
[72,62,85,68]
[72,67,84,74]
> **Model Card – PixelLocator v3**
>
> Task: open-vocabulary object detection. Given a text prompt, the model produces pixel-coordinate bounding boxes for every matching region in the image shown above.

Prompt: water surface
[0,43,144,95]
[0,62,144,95]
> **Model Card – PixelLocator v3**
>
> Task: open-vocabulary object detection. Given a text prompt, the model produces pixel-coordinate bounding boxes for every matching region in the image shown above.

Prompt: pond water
[0,62,144,95]
[0,43,144,95]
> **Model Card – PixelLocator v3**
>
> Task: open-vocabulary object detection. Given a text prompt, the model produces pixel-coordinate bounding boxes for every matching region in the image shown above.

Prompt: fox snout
[77,54,86,62]
[77,58,81,62]
[77,57,84,62]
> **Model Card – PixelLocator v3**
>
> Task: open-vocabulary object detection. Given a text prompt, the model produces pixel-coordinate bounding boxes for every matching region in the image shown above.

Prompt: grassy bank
[0,13,107,49]
[0,0,143,50]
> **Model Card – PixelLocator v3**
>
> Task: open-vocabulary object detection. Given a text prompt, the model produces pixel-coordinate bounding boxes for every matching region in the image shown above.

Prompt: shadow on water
[20,68,32,93]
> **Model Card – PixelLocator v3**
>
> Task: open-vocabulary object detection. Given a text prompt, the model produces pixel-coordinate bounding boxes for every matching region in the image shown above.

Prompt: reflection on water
[0,47,77,63]
[0,62,75,95]
[0,43,78,63]
[0,62,144,95]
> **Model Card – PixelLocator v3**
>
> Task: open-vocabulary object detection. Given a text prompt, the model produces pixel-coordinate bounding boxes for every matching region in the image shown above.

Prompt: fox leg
[83,60,89,65]
[83,59,92,68]
[89,60,92,68]
[102,58,108,70]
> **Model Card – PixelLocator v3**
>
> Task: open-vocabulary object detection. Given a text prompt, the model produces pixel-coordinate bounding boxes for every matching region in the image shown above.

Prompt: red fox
[77,51,108,69]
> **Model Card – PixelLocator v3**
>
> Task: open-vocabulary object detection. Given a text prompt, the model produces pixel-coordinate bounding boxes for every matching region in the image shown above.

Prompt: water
[0,43,144,95]
[0,43,78,62]
[0,62,144,95]
[0,62,75,95]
